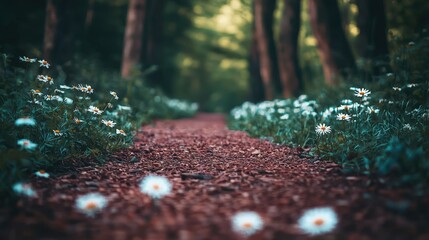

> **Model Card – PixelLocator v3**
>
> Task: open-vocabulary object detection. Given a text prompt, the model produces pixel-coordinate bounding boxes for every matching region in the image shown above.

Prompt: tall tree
[42,0,85,65]
[249,25,265,102]
[277,0,302,98]
[143,0,165,89]
[43,0,57,62]
[121,0,147,78]
[308,0,356,85]
[356,0,389,75]
[253,0,280,100]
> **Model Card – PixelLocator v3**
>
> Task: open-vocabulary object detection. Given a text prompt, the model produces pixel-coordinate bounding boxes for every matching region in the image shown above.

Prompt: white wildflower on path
[2,113,428,239]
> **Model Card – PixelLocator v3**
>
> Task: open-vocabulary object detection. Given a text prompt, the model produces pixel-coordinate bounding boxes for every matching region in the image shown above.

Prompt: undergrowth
[229,32,429,187]
[0,55,197,202]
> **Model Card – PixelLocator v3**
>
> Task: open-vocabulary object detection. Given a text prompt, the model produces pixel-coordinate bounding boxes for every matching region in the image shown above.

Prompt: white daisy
[139,175,172,199]
[354,88,371,98]
[15,117,36,126]
[392,87,402,91]
[336,113,351,121]
[110,91,119,100]
[315,123,332,135]
[85,85,94,94]
[231,211,264,236]
[60,85,73,89]
[88,106,103,115]
[298,207,338,235]
[116,129,127,136]
[338,105,352,112]
[75,193,108,217]
[64,97,73,104]
[31,89,43,96]
[17,139,38,150]
[53,129,63,136]
[35,170,50,178]
[12,182,37,197]
[101,119,116,128]
[341,99,353,105]
[19,56,37,63]
[403,124,413,131]
[118,105,132,111]
[38,59,50,68]
[74,118,84,124]
[54,89,65,94]
[45,95,53,101]
[367,107,380,114]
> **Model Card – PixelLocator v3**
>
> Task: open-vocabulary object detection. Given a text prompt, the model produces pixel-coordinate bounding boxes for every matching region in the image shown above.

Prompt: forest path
[2,113,429,239]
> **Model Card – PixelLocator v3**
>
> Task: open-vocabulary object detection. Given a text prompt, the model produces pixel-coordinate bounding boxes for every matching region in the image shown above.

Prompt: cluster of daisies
[14,174,339,237]
[315,87,374,136]
[19,56,130,139]
[230,95,319,122]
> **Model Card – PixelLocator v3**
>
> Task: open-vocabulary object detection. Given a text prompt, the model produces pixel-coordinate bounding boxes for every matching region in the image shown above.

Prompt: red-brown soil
[1,113,429,240]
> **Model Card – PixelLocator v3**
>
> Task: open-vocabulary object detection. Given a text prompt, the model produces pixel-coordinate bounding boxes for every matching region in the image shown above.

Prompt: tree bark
[121,0,147,78]
[277,0,302,98]
[308,0,356,85]
[143,0,165,89]
[43,0,57,62]
[253,0,280,100]
[356,0,389,75]
[42,0,85,67]
[249,27,265,102]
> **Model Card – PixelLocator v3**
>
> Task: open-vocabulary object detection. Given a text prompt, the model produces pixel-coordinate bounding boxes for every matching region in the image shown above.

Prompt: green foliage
[0,55,197,202]
[229,34,429,186]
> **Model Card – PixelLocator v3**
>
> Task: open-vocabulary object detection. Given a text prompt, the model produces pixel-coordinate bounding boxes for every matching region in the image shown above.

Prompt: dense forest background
[1,0,428,112]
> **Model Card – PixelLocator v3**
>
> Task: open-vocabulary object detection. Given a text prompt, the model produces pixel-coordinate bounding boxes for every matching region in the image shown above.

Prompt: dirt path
[1,113,429,239]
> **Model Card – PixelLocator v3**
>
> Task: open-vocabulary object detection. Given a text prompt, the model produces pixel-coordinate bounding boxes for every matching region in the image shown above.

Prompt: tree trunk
[277,0,302,98]
[253,0,280,100]
[43,0,57,62]
[249,27,265,102]
[144,0,165,89]
[308,0,356,85]
[42,0,85,67]
[121,0,147,78]
[85,0,96,32]
[356,0,389,75]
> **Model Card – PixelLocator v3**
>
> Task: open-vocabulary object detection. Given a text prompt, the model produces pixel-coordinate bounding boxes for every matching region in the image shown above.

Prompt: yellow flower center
[42,60,47,65]
[38,170,46,174]
[85,202,97,210]
[242,222,253,229]
[54,130,60,134]
[153,184,160,190]
[320,126,326,131]
[314,218,325,226]
[23,141,29,146]
[359,91,365,95]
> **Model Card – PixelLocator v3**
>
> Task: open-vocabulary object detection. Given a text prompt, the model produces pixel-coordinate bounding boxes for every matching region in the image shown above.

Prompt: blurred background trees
[1,0,428,112]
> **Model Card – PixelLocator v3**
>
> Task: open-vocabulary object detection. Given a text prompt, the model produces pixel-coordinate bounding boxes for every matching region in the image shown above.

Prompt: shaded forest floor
[1,113,429,240]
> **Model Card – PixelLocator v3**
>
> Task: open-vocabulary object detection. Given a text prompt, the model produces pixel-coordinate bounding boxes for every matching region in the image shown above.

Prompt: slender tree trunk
[249,27,265,102]
[43,0,57,62]
[144,0,165,89]
[277,0,302,98]
[356,0,389,75]
[85,0,96,32]
[254,0,279,100]
[121,0,147,78]
[308,0,356,85]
